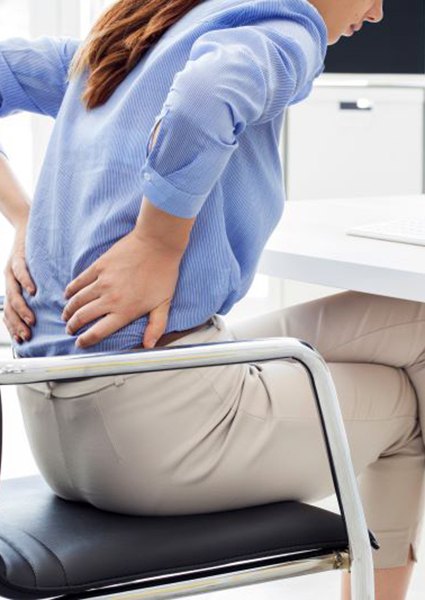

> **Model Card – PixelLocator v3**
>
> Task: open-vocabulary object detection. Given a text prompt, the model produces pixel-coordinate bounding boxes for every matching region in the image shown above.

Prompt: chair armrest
[0,337,326,383]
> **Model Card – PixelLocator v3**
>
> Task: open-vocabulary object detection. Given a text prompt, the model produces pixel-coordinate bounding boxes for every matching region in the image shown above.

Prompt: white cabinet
[280,84,425,307]
[285,85,424,201]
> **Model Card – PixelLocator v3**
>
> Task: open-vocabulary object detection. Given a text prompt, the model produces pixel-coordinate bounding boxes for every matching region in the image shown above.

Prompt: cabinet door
[285,86,424,200]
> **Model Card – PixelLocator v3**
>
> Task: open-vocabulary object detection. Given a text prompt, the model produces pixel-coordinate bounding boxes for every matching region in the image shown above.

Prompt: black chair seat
[0,475,349,599]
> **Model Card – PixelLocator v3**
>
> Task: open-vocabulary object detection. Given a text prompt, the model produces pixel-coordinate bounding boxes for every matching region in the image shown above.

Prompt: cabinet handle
[339,100,374,111]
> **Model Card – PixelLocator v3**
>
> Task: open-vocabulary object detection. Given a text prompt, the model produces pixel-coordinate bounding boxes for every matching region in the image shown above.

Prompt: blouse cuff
[141,163,206,219]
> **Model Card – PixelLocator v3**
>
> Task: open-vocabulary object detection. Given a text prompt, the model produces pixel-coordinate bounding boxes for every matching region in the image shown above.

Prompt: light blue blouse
[1,0,327,357]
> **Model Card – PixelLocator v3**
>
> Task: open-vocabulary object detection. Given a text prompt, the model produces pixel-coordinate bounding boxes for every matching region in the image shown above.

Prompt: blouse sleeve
[141,11,327,219]
[0,36,81,118]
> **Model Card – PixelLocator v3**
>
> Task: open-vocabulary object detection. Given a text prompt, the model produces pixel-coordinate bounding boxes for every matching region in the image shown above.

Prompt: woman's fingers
[75,313,124,349]
[64,263,98,299]
[62,281,99,322]
[3,300,32,342]
[65,297,108,336]
[11,256,36,295]
[2,314,20,344]
[72,299,173,349]
[143,299,172,348]
[5,270,35,327]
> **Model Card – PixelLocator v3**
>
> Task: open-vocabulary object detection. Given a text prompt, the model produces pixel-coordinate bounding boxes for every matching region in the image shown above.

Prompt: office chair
[0,295,377,599]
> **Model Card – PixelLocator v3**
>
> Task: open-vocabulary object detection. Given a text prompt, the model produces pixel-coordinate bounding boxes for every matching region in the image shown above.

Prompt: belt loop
[44,381,53,399]
[212,314,223,331]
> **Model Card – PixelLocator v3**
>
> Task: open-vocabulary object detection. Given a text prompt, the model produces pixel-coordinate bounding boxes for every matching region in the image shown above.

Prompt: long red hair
[68,0,202,110]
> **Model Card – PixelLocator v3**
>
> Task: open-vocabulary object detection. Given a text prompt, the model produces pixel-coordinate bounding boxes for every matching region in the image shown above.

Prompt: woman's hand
[62,229,182,349]
[3,223,36,343]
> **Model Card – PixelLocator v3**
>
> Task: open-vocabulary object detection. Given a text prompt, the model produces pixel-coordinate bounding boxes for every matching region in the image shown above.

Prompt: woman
[1,0,422,598]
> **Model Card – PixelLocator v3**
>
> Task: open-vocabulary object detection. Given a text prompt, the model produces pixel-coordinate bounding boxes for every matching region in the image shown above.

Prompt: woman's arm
[0,152,36,343]
[0,152,31,227]
[60,4,326,350]
[0,36,81,118]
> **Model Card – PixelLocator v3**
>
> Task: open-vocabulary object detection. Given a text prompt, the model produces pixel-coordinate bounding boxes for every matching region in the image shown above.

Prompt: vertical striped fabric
[0,0,327,357]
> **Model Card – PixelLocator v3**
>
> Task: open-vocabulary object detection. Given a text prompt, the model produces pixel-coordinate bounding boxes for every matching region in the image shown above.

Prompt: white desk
[258,196,425,303]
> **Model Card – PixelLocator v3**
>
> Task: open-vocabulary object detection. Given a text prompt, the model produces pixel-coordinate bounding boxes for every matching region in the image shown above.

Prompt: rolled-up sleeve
[141,10,327,218]
[0,36,81,118]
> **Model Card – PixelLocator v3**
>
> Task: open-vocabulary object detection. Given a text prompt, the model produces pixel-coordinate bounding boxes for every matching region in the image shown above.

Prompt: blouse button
[144,173,152,181]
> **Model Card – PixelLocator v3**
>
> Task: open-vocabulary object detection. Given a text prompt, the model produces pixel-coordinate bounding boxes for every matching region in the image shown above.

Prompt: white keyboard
[347,217,425,247]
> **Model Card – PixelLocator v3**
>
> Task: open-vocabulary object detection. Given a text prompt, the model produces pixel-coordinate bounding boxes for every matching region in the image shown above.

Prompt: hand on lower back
[62,229,182,349]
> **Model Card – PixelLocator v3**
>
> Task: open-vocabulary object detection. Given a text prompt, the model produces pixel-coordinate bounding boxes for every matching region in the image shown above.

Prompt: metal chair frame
[0,296,375,599]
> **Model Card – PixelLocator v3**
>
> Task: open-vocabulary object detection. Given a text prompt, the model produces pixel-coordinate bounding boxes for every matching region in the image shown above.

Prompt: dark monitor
[324,0,425,74]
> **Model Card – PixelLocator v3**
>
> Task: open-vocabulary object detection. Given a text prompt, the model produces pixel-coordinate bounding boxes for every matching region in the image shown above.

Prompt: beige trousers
[17,291,425,569]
